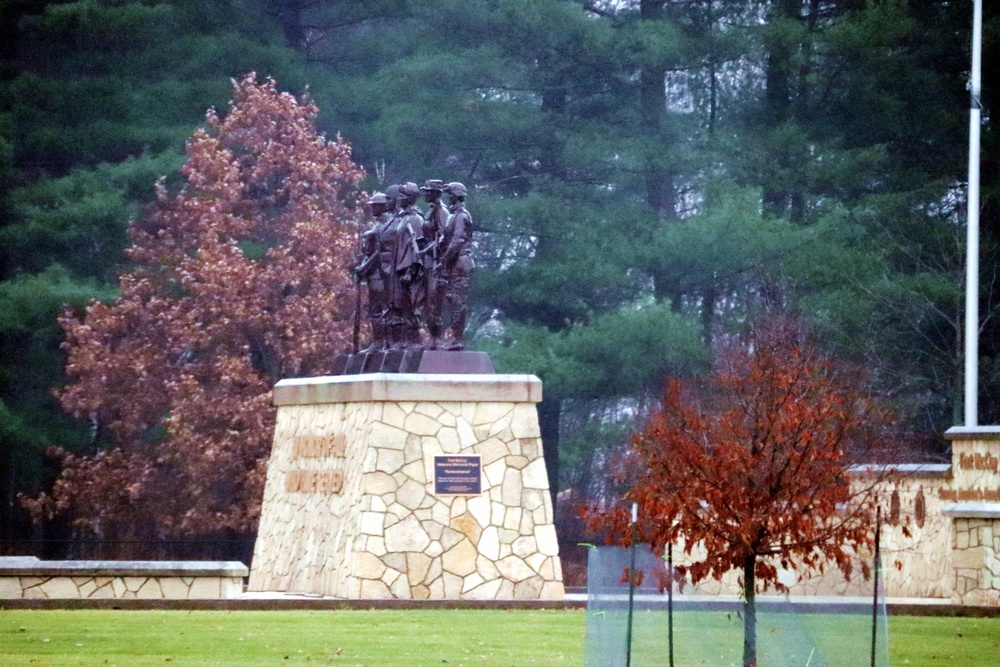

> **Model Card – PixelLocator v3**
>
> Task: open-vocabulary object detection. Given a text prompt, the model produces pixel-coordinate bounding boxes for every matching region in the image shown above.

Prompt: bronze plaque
[434,455,482,495]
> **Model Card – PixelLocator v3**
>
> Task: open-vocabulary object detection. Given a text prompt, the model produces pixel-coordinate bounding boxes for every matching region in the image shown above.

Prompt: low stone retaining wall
[0,557,247,600]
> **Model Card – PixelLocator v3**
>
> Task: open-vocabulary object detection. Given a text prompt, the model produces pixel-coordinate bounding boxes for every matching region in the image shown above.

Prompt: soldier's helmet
[368,192,390,205]
[399,182,421,199]
[385,184,401,202]
[444,182,467,198]
[420,179,445,193]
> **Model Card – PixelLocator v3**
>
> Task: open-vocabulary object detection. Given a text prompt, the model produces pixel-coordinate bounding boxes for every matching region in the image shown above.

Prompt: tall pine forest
[1,0,997,555]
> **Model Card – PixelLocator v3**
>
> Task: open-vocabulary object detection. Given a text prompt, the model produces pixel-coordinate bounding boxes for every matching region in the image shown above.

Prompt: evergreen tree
[287,0,993,485]
[0,0,309,540]
[2,0,993,547]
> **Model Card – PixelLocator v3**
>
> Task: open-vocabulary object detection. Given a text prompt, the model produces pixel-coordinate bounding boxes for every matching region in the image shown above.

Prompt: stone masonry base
[249,373,565,600]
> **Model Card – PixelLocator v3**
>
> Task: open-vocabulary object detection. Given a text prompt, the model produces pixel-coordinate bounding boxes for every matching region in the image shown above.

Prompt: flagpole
[964,0,982,427]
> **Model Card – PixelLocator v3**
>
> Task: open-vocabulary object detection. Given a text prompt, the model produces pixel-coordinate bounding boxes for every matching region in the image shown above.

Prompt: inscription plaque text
[434,455,482,496]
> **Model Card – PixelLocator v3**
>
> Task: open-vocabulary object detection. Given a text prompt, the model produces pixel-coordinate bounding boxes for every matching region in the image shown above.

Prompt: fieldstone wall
[943,431,1000,605]
[950,517,1000,606]
[0,558,246,599]
[677,428,1000,605]
[248,373,565,600]
[681,469,954,600]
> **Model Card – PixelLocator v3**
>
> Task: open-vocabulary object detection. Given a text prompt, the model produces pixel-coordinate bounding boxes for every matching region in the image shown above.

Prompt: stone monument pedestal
[248,373,565,600]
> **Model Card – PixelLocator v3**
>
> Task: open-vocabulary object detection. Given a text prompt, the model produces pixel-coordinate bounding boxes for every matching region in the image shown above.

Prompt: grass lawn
[0,610,582,667]
[0,609,998,667]
[604,608,1000,667]
[889,615,1000,667]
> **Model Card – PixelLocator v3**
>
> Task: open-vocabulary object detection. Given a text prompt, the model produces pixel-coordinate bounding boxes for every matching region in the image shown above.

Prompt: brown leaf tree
[588,320,899,667]
[26,74,365,545]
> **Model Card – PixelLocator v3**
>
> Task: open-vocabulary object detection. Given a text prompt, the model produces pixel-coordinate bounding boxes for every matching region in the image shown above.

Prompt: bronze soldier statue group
[355,180,473,353]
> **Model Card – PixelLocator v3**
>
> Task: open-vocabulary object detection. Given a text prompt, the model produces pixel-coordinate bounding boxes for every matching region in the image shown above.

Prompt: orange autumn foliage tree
[27,74,365,541]
[588,320,899,667]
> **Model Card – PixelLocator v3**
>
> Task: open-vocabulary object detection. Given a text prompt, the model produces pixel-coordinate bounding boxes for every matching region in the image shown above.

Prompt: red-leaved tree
[26,74,365,544]
[588,320,900,667]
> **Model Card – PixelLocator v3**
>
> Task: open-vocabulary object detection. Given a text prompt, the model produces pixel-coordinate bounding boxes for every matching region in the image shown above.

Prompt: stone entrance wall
[950,517,1000,605]
[942,429,1000,605]
[679,428,1000,605]
[248,373,564,600]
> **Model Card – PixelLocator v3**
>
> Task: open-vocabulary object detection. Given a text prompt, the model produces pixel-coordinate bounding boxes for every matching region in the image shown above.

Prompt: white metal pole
[964,0,982,427]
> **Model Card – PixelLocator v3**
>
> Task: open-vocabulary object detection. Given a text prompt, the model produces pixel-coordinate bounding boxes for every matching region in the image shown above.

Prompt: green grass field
[0,609,998,667]
[591,608,1000,667]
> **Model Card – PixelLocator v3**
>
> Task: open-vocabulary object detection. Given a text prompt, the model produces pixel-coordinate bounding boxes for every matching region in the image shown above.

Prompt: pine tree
[0,0,310,540]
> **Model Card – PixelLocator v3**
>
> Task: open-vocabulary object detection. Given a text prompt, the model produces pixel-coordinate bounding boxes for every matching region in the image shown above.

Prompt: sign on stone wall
[940,437,1000,503]
[433,455,482,495]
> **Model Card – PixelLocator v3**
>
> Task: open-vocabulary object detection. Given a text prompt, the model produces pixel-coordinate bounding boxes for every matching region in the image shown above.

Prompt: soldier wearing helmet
[384,183,401,219]
[420,179,449,348]
[420,180,448,232]
[421,179,448,246]
[355,192,394,350]
[438,181,474,350]
[388,182,426,348]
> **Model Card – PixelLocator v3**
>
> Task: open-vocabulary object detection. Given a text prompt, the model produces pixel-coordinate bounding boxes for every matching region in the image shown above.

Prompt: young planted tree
[590,320,899,667]
[25,75,365,544]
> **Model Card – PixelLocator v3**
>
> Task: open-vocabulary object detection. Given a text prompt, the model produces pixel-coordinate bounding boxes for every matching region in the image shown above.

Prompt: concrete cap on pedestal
[273,373,542,406]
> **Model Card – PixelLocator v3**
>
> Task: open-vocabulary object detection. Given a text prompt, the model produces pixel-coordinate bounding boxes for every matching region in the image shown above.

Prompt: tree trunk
[761,0,799,219]
[640,0,670,215]
[639,0,682,308]
[701,286,718,345]
[537,399,561,513]
[742,554,758,667]
[1,459,14,548]
[275,0,303,49]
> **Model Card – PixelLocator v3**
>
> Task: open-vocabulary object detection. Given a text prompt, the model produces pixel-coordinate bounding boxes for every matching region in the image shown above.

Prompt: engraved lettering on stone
[285,469,344,494]
[958,452,1000,473]
[939,487,1000,502]
[292,435,347,458]
[285,434,347,494]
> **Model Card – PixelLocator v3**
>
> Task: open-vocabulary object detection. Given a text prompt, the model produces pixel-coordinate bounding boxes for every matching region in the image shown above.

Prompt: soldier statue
[420,179,448,348]
[388,182,426,349]
[354,192,393,351]
[384,183,401,221]
[438,182,474,351]
[350,179,476,356]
